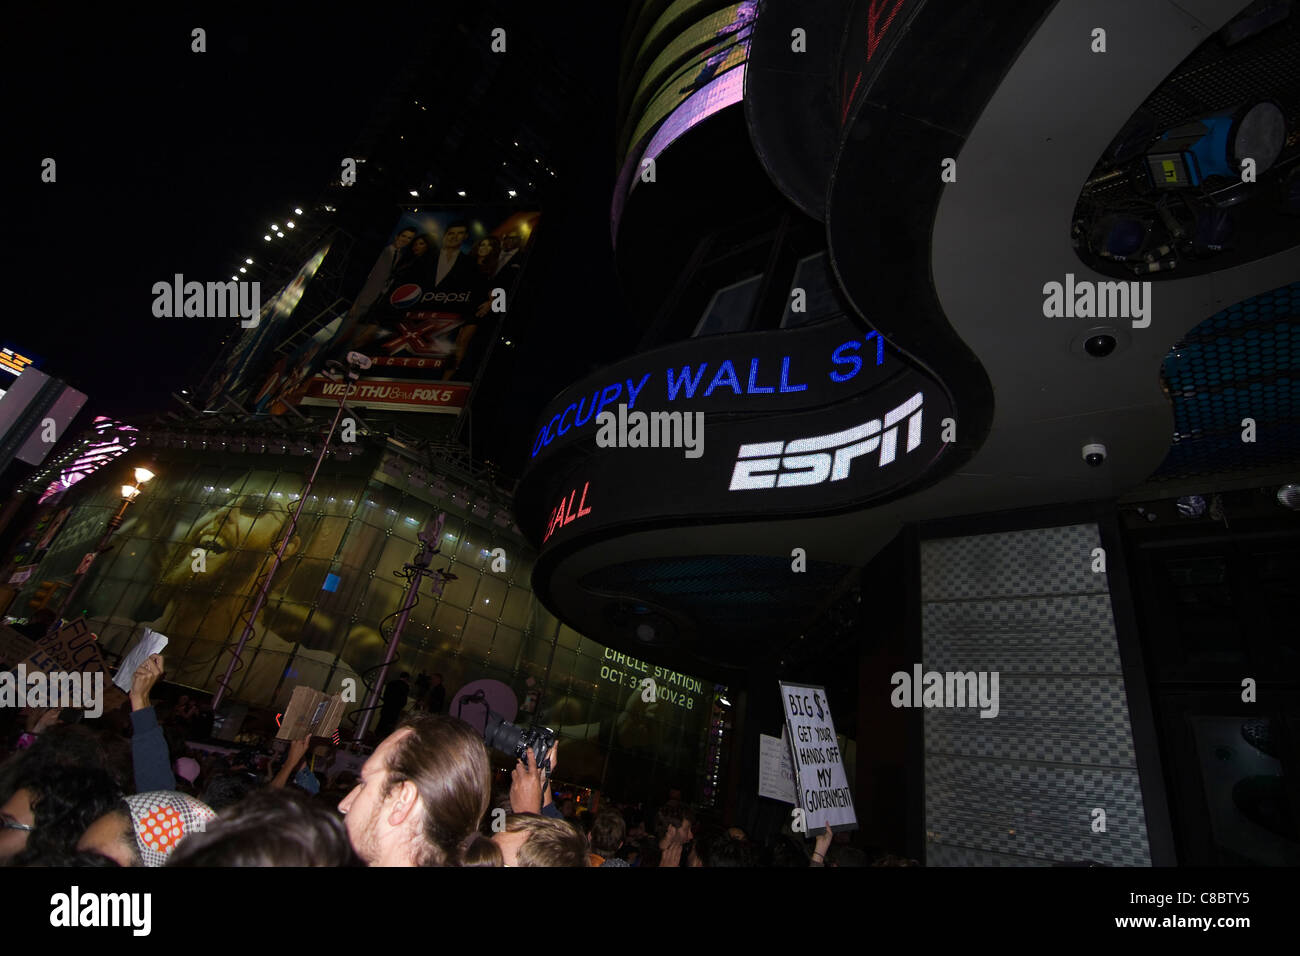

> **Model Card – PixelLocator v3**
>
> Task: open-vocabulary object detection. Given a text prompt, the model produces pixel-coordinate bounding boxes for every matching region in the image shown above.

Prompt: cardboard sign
[779,681,857,833]
[758,729,798,804]
[276,685,345,740]
[22,620,129,712]
[8,566,34,585]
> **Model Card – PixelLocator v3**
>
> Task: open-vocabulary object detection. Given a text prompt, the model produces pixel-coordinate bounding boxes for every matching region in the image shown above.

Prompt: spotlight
[294,207,303,215]
[1146,101,1287,189]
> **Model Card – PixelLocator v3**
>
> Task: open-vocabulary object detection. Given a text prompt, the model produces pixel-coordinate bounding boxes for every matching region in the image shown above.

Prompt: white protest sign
[779,681,857,832]
[758,730,798,804]
[113,627,170,693]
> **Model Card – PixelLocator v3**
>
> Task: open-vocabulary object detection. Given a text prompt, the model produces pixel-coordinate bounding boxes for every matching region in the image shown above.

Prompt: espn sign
[729,392,923,490]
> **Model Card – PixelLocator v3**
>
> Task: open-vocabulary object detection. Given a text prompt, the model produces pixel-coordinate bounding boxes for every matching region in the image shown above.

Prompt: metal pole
[352,547,433,744]
[211,371,357,710]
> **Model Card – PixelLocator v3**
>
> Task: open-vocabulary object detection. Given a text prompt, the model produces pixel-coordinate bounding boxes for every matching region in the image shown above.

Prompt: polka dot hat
[125,791,218,867]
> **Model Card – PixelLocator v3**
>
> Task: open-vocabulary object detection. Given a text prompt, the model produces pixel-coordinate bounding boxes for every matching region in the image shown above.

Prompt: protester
[76,790,216,867]
[168,789,359,867]
[590,808,629,867]
[492,813,589,867]
[337,713,495,866]
[2,765,121,865]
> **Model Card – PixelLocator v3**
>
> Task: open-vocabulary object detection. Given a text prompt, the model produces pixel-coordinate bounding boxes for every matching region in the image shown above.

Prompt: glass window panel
[557,624,581,650]
[474,575,507,616]
[490,624,523,671]
[462,613,495,663]
[433,602,468,653]
[692,275,761,337]
[455,531,490,570]
[437,562,479,609]
[501,586,532,629]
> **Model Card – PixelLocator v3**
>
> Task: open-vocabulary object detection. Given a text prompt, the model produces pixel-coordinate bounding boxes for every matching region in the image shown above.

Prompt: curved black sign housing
[517,314,954,551]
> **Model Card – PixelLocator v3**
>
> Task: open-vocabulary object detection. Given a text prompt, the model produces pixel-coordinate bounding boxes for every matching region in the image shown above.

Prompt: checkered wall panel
[920,524,1152,866]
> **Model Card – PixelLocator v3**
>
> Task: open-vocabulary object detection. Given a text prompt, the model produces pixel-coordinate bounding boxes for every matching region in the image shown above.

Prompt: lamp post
[45,466,155,639]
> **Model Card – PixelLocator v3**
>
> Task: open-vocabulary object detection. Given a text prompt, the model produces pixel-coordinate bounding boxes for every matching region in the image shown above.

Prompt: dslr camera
[484,711,556,773]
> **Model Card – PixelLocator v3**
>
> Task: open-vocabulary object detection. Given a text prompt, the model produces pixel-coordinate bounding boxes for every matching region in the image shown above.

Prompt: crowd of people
[1,654,907,867]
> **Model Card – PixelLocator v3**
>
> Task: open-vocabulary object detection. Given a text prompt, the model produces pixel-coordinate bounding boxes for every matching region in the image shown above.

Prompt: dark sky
[8,4,628,435]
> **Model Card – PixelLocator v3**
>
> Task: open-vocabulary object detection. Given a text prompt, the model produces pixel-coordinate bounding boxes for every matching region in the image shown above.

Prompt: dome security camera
[1082,442,1107,467]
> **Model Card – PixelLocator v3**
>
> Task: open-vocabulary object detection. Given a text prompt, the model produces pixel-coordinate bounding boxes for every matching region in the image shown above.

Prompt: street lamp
[45,465,156,638]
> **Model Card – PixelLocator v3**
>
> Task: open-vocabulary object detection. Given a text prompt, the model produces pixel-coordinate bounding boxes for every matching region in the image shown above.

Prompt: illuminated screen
[635,0,734,63]
[37,417,138,505]
[0,347,36,378]
[615,64,748,232]
[518,314,952,550]
[624,2,757,160]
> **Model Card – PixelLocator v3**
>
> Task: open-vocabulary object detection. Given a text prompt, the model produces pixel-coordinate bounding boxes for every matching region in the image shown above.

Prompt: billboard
[202,242,334,410]
[16,467,396,710]
[254,208,539,416]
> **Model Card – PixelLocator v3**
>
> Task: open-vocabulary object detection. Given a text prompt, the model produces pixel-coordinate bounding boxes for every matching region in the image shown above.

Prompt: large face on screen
[153,493,299,597]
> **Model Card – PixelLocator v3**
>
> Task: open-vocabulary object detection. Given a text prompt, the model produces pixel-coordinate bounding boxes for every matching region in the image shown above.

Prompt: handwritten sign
[779,681,857,833]
[22,620,128,712]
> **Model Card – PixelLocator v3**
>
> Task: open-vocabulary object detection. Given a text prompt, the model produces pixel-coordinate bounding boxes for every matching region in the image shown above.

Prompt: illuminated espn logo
[728,392,924,491]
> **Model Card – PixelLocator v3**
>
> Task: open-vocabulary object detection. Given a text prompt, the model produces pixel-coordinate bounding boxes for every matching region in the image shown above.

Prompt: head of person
[337,714,493,866]
[409,234,433,257]
[200,771,260,812]
[589,808,626,858]
[393,227,417,249]
[474,236,501,269]
[167,789,358,867]
[493,814,589,867]
[77,790,216,867]
[654,801,694,846]
[5,766,124,865]
[443,221,469,252]
[560,799,576,819]
[502,232,521,251]
[155,493,299,600]
[706,834,756,867]
[431,673,442,686]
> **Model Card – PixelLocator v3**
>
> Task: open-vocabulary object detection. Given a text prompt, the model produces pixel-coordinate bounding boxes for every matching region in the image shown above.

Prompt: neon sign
[530,323,890,459]
[542,481,594,544]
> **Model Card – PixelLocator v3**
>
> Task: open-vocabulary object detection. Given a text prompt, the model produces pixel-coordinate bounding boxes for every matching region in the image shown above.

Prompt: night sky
[9,4,629,449]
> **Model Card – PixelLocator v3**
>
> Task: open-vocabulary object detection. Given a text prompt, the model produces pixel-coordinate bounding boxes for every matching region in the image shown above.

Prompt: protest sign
[779,681,857,833]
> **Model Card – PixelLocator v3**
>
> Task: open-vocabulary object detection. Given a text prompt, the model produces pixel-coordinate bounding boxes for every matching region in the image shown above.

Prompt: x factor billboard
[257,208,539,416]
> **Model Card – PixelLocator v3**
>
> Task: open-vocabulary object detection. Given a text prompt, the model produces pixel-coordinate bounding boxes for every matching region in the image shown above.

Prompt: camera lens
[1084,334,1117,357]
[1085,453,1104,467]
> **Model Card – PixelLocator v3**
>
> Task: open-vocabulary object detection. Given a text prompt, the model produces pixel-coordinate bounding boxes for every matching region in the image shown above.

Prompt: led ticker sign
[0,347,36,377]
[529,314,896,461]
[522,368,952,552]
[541,481,593,544]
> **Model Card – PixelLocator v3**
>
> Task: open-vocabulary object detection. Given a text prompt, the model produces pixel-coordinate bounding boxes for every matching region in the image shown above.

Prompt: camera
[1082,442,1107,467]
[483,711,556,773]
[1083,333,1117,357]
